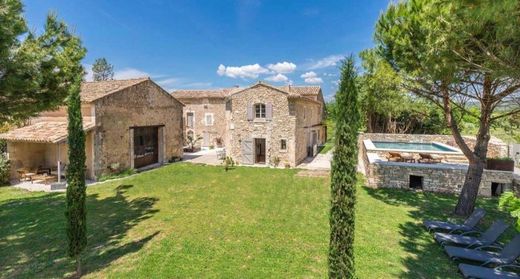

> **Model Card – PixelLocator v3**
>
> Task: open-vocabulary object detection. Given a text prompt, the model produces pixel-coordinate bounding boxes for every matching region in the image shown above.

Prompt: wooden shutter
[266,103,273,120]
[247,104,253,121]
[241,138,254,165]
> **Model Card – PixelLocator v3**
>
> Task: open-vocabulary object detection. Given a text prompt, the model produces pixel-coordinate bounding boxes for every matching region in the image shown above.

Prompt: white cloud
[157,77,182,87]
[265,73,289,82]
[217,63,269,79]
[114,68,150,79]
[83,64,94,81]
[267,61,296,74]
[300,71,323,84]
[307,54,344,70]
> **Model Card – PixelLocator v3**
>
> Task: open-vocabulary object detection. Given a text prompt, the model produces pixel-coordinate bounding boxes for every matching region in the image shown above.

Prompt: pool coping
[363,139,463,155]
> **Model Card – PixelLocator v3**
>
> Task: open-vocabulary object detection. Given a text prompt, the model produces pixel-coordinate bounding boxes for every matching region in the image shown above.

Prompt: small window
[187,130,194,139]
[186,112,194,128]
[205,113,214,126]
[255,103,266,118]
[280,139,287,150]
[226,100,232,111]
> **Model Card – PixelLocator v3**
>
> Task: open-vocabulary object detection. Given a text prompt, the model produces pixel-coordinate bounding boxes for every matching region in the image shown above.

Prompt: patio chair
[458,263,520,279]
[424,208,486,233]
[444,234,520,266]
[418,153,443,164]
[434,220,509,248]
[387,152,403,162]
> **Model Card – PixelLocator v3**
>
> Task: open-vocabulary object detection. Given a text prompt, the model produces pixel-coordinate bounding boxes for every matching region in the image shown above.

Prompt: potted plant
[184,134,202,153]
[486,156,515,172]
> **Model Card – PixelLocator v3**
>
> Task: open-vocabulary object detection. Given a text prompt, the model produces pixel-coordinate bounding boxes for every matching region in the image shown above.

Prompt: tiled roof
[278,85,321,96]
[171,84,322,99]
[171,88,241,99]
[0,120,95,143]
[80,77,149,103]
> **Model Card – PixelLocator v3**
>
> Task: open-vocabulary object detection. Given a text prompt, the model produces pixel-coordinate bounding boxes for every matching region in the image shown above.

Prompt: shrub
[271,156,281,167]
[499,192,520,231]
[0,154,10,185]
[223,156,235,172]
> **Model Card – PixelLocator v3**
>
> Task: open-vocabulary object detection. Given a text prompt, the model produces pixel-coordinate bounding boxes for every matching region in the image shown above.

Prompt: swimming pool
[372,141,455,152]
[364,140,462,154]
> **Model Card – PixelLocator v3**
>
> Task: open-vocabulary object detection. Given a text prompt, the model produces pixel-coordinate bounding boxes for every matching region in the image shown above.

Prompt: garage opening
[409,175,423,189]
[133,126,159,169]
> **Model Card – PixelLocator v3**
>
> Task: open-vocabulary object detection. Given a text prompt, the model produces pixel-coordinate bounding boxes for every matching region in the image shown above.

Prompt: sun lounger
[424,208,486,233]
[445,234,520,266]
[434,220,509,248]
[458,264,520,279]
[418,153,443,163]
[387,152,403,162]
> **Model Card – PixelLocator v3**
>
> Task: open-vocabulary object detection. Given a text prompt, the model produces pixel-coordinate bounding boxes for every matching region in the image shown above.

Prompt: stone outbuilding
[173,81,327,167]
[1,78,184,182]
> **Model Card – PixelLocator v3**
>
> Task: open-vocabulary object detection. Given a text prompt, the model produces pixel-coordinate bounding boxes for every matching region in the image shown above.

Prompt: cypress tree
[328,56,360,278]
[65,75,87,277]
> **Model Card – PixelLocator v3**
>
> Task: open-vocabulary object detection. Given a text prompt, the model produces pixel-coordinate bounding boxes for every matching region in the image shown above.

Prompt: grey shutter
[241,139,254,164]
[247,104,253,121]
[266,103,273,120]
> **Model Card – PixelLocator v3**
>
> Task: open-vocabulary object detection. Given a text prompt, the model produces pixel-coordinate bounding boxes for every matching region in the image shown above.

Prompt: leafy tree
[0,0,86,123]
[65,76,87,277]
[375,0,520,216]
[92,58,114,81]
[329,56,360,278]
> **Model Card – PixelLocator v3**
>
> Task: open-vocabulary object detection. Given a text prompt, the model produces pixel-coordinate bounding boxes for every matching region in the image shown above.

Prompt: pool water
[372,141,456,152]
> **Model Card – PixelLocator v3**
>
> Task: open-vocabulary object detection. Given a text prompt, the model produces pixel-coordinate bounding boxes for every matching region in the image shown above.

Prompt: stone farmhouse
[173,82,327,167]
[0,78,184,181]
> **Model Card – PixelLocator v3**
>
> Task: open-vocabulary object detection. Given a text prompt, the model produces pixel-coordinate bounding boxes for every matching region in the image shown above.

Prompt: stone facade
[92,80,184,176]
[173,82,326,167]
[2,78,184,181]
[175,98,227,148]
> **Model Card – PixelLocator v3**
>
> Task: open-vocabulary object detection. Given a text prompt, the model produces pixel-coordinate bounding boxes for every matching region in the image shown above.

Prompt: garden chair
[458,263,520,279]
[424,208,486,233]
[444,234,520,266]
[434,220,509,248]
[387,152,403,162]
[418,153,443,163]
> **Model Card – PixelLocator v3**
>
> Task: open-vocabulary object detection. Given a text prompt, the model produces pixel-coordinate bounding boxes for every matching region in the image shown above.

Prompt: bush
[499,192,520,231]
[223,156,235,172]
[271,156,280,167]
[0,154,10,185]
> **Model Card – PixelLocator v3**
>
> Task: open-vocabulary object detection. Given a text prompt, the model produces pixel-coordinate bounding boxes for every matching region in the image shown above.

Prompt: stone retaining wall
[365,161,514,197]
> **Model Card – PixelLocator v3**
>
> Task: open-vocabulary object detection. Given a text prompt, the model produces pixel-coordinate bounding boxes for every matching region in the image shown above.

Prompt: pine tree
[92,58,114,81]
[65,75,87,277]
[328,56,360,278]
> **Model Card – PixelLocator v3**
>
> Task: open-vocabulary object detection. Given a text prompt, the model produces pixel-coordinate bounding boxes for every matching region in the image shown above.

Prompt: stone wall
[294,98,326,164]
[360,133,508,158]
[229,85,296,166]
[178,98,227,148]
[366,161,514,197]
[93,80,183,176]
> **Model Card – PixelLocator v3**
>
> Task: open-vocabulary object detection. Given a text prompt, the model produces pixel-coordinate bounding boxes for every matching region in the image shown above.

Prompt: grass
[0,163,515,278]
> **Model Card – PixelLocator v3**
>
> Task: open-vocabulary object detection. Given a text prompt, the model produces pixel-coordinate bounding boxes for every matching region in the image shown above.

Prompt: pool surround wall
[359,133,512,197]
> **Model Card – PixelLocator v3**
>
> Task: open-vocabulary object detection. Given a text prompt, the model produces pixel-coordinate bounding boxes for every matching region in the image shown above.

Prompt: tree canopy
[0,0,85,123]
[375,0,520,215]
[92,58,114,81]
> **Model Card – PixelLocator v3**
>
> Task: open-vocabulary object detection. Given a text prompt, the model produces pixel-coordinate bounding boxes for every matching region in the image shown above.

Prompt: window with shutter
[187,112,194,128]
[205,113,214,126]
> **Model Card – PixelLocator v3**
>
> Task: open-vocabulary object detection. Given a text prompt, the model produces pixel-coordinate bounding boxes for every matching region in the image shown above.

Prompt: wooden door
[133,126,159,168]
[241,138,254,165]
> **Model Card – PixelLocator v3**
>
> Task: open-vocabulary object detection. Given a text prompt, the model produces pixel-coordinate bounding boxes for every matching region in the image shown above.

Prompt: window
[205,113,214,126]
[255,103,266,118]
[186,112,194,128]
[187,130,194,139]
[280,139,287,150]
[226,100,232,111]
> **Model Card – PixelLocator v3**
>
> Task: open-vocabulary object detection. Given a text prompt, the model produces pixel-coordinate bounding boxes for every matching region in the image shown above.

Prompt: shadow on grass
[363,187,513,278]
[0,184,159,278]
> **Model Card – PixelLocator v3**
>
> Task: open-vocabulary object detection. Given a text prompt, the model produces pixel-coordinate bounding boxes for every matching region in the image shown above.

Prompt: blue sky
[23,0,389,100]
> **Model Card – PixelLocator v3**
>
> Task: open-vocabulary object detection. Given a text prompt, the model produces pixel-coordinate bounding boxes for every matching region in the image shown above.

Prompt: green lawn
[0,163,515,278]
